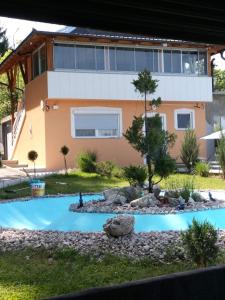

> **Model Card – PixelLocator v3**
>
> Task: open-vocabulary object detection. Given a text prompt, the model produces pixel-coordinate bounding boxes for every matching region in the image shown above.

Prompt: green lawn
[0,170,127,200]
[0,171,225,200]
[159,173,225,190]
[0,248,196,299]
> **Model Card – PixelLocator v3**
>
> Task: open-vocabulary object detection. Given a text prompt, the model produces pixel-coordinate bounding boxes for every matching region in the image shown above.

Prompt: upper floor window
[164,50,181,73]
[54,44,104,70]
[174,109,195,130]
[163,50,207,75]
[53,43,207,75]
[32,44,47,79]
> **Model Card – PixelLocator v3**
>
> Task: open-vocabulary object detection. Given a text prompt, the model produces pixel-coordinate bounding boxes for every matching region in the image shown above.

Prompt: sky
[0,16,224,70]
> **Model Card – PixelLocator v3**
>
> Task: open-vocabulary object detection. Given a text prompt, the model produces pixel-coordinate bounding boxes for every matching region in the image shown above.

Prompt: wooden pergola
[1,1,225,45]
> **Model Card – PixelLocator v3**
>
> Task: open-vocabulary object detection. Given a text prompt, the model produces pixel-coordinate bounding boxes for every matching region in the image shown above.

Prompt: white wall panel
[47,71,212,102]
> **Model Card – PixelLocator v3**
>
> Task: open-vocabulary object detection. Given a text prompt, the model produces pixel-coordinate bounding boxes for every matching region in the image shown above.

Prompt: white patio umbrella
[200,130,225,140]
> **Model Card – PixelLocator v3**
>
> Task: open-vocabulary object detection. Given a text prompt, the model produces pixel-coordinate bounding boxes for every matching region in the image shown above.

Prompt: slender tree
[124,70,176,192]
[60,145,69,175]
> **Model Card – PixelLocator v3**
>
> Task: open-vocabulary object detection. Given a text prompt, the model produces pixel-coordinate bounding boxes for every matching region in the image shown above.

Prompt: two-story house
[0,27,223,170]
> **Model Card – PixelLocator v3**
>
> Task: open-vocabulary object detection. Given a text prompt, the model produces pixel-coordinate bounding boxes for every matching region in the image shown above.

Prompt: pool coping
[0,192,104,204]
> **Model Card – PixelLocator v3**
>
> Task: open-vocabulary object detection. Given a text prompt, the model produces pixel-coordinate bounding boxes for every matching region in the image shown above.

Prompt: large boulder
[188,197,195,205]
[165,190,179,199]
[103,215,135,237]
[130,194,160,208]
[103,188,121,200]
[107,194,127,205]
[120,186,141,203]
[168,197,180,207]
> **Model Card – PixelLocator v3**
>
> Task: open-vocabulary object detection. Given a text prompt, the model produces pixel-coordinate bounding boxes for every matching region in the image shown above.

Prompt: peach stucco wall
[44,99,207,170]
[12,72,48,168]
[11,71,207,170]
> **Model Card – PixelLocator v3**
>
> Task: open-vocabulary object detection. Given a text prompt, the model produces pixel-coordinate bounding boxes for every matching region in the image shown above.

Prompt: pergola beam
[1,1,225,44]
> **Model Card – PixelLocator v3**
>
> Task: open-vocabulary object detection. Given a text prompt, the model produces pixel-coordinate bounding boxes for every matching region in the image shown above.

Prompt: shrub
[123,165,147,187]
[179,177,195,202]
[191,192,204,202]
[96,161,115,177]
[164,177,182,191]
[181,218,218,267]
[180,129,199,173]
[77,151,97,173]
[194,161,210,177]
[216,133,225,179]
[112,165,124,178]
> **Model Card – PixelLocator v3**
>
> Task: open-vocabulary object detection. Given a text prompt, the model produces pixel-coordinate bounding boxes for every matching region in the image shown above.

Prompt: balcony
[47,71,212,102]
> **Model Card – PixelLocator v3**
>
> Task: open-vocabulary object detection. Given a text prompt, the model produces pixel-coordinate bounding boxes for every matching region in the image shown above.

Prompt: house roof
[63,26,184,43]
[0,26,224,75]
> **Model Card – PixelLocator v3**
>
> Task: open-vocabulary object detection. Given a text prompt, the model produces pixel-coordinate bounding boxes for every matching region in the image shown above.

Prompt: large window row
[54,43,208,75]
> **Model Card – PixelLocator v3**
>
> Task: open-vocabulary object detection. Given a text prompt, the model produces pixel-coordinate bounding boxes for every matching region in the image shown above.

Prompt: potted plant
[28,150,45,197]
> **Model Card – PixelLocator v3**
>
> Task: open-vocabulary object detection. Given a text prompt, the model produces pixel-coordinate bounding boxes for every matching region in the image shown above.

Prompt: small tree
[60,145,69,175]
[124,70,176,192]
[181,219,218,267]
[28,150,38,178]
[180,129,199,173]
[216,132,225,179]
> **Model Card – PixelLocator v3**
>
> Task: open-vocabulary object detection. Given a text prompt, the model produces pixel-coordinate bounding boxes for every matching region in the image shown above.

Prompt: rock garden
[69,185,225,215]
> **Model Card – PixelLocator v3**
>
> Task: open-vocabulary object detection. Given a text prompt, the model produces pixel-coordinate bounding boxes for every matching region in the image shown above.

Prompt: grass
[0,248,196,299]
[0,170,127,200]
[0,171,225,200]
[159,173,225,190]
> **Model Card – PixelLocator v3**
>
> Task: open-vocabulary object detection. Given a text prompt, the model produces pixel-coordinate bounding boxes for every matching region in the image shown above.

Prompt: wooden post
[7,65,18,127]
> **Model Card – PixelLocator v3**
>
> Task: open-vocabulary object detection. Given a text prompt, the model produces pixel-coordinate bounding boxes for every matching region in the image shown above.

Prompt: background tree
[60,145,69,175]
[180,129,199,173]
[0,50,24,121]
[124,70,176,192]
[214,69,225,91]
[0,26,8,57]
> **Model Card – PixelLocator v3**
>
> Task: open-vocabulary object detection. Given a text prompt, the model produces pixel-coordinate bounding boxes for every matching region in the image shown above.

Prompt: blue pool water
[1,193,225,232]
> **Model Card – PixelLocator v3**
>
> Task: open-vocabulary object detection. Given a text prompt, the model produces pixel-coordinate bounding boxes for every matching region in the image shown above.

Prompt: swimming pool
[0,193,225,232]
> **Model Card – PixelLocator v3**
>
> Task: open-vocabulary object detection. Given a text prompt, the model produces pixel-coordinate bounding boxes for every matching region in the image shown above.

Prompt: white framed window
[174,109,195,130]
[146,112,167,130]
[71,107,122,138]
[142,112,167,132]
